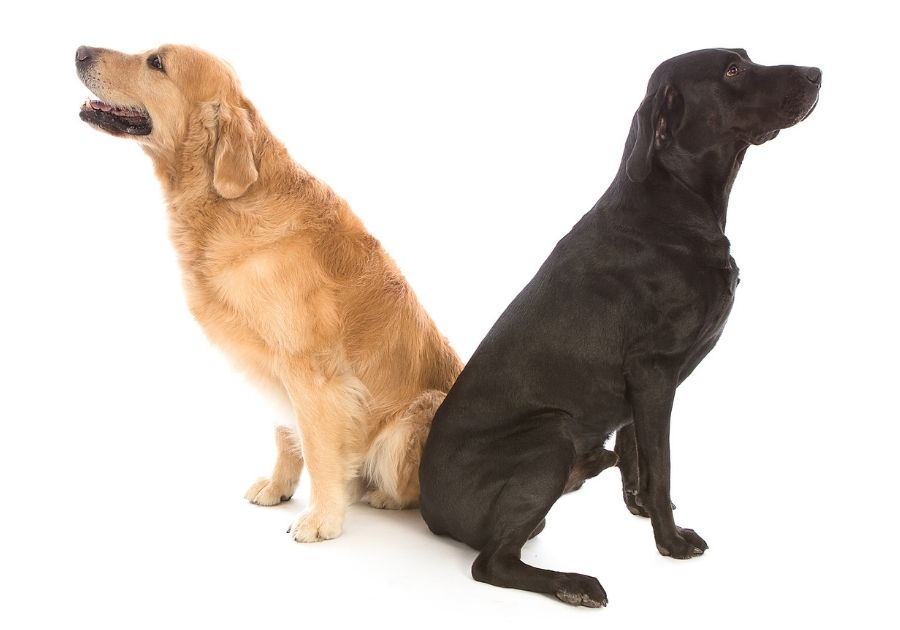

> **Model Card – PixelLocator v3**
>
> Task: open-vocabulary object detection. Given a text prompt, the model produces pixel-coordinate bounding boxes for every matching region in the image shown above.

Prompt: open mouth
[79,99,152,136]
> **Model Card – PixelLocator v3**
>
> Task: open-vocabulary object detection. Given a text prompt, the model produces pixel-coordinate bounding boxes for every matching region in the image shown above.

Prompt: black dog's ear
[625,84,683,183]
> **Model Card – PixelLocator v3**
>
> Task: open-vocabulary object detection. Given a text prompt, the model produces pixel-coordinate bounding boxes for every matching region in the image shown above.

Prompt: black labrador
[419,49,820,607]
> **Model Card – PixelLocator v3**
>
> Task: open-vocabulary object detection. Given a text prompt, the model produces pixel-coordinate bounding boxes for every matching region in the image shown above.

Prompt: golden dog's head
[76,44,258,198]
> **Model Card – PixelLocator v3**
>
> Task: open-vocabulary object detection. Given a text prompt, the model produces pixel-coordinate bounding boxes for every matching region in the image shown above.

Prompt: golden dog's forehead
[149,44,238,98]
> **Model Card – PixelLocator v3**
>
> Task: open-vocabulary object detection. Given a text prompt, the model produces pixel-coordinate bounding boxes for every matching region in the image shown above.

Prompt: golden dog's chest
[212,248,281,310]
[199,238,338,355]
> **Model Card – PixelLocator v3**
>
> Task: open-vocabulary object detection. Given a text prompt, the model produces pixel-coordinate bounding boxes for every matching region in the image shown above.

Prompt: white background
[1,1,896,627]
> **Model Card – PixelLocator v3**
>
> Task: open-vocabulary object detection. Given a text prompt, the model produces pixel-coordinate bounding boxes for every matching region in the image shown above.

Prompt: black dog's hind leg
[471,439,608,608]
[473,538,607,608]
[628,373,706,559]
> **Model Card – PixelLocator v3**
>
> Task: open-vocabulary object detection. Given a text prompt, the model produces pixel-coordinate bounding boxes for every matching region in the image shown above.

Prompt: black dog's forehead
[651,48,747,82]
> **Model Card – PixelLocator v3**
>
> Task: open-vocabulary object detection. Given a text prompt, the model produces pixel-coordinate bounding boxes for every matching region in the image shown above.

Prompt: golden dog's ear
[213,102,258,199]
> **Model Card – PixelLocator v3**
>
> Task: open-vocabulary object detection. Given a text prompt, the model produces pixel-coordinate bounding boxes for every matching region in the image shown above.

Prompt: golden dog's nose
[75,46,96,67]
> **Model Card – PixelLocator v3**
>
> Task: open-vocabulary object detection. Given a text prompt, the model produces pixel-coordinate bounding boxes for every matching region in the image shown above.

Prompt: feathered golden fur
[76,44,462,541]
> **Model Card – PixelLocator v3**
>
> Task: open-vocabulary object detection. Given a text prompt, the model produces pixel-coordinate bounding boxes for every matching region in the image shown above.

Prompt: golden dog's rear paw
[364,490,405,510]
[245,477,293,506]
[287,508,344,542]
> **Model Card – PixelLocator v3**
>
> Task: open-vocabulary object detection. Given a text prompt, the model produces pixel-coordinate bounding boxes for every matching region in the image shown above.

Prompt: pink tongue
[90,100,112,112]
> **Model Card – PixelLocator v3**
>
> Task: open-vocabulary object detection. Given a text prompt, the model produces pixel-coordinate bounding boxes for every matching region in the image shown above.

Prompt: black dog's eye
[725,64,740,78]
[148,55,164,72]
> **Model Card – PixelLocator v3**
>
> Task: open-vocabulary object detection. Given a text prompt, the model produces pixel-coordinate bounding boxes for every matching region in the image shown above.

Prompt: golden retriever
[75,44,463,542]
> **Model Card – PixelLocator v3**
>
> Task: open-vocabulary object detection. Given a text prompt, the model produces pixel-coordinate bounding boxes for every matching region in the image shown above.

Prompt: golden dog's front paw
[287,508,344,542]
[245,477,293,506]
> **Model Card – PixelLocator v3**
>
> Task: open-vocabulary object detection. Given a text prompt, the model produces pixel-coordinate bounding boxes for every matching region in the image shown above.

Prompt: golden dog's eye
[148,54,164,72]
[725,64,740,78]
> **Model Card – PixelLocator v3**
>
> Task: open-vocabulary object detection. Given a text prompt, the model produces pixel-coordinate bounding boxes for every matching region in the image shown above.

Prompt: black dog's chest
[701,266,736,337]
[630,248,739,361]
[704,256,739,320]
[676,257,739,376]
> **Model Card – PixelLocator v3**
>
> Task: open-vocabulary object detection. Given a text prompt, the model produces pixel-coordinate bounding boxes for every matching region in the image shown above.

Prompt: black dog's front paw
[655,527,708,559]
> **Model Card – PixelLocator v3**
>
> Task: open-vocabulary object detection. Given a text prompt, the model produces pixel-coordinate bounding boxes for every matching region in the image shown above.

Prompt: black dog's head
[625,48,821,183]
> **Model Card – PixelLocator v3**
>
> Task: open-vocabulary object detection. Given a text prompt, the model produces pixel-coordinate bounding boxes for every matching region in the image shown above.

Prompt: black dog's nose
[76,46,95,67]
[805,67,822,86]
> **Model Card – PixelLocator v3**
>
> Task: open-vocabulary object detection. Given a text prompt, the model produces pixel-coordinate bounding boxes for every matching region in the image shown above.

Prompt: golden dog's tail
[362,390,447,509]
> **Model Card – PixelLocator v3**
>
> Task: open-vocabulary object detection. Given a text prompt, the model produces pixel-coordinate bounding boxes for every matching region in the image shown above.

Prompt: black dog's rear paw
[624,489,650,517]
[555,573,607,608]
[656,527,708,559]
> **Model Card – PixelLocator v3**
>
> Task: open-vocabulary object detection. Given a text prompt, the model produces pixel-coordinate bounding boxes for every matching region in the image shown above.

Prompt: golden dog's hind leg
[245,425,304,506]
[364,390,446,510]
[283,365,368,542]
